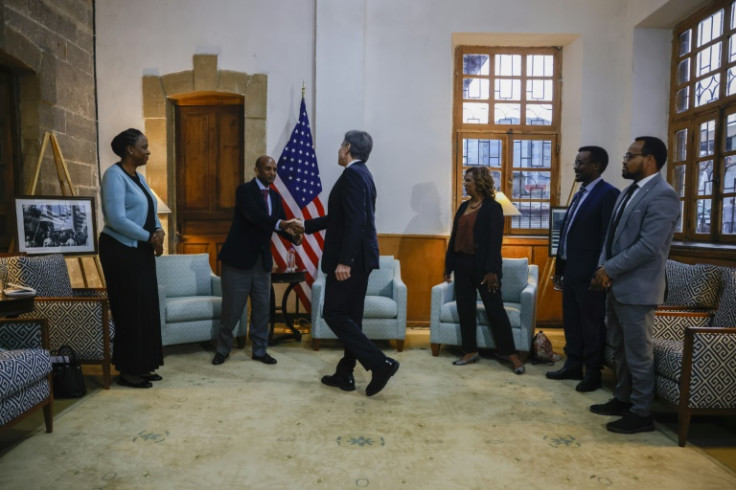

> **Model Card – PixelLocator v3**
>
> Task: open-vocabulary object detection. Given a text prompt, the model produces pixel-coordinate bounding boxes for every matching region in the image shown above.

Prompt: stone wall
[0,0,97,196]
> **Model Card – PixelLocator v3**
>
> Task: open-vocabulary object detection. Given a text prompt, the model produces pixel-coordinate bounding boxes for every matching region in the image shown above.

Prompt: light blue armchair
[311,255,407,351]
[155,253,245,347]
[430,257,538,357]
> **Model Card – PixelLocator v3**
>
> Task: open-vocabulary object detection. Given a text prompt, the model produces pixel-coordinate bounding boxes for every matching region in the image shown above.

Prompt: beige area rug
[1,337,735,489]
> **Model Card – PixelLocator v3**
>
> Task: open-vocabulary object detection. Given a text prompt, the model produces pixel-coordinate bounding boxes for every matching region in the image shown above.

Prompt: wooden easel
[13,131,105,287]
[538,182,578,304]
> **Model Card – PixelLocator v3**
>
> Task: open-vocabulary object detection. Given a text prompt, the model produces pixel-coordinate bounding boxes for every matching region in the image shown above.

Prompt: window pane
[676,87,690,112]
[728,67,736,96]
[696,43,722,76]
[526,104,552,125]
[494,103,520,124]
[495,54,521,76]
[697,9,724,47]
[675,128,688,162]
[511,170,550,199]
[463,78,489,99]
[526,55,553,77]
[677,59,690,84]
[723,196,736,234]
[730,35,736,63]
[698,160,714,194]
[723,155,736,192]
[695,74,720,106]
[699,120,716,156]
[526,79,553,101]
[494,79,520,101]
[462,102,488,124]
[674,164,687,197]
[695,198,712,233]
[726,115,736,151]
[462,138,502,166]
[511,202,549,229]
[463,54,489,75]
[513,140,552,168]
[680,30,692,56]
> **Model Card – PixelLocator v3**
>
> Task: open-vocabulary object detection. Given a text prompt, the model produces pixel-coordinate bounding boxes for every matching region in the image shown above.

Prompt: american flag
[271,96,325,311]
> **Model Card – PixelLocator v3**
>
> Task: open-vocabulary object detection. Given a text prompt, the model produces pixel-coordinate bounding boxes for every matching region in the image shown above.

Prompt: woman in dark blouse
[444,167,524,374]
[99,128,164,388]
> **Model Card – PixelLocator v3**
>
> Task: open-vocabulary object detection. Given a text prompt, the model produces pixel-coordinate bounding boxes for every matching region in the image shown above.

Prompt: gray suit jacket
[599,173,680,305]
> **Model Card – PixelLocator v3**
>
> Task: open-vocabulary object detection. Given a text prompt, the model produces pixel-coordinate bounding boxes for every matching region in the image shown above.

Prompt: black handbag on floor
[51,345,87,398]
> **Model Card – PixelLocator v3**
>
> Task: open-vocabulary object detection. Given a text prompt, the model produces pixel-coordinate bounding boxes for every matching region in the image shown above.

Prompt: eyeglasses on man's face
[623,152,648,162]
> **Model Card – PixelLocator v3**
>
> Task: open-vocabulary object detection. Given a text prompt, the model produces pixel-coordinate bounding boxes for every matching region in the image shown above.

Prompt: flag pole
[302,81,305,100]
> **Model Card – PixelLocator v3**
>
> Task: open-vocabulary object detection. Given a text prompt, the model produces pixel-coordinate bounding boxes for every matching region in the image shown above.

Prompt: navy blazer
[555,180,620,281]
[445,197,504,278]
[305,161,379,275]
[218,178,295,271]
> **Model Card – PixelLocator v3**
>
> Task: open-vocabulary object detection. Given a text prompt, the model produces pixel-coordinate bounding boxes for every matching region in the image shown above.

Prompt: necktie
[605,183,638,257]
[262,189,269,203]
[558,186,586,259]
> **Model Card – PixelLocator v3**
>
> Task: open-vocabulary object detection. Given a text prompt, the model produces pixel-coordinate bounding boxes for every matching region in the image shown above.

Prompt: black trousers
[561,277,607,372]
[453,253,516,356]
[323,269,385,373]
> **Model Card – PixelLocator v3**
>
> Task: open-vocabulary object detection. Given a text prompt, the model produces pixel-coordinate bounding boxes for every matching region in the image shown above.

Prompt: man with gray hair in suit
[590,136,680,434]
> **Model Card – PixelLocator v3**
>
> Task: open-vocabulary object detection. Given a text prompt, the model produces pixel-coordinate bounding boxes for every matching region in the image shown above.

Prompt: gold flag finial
[302,82,306,99]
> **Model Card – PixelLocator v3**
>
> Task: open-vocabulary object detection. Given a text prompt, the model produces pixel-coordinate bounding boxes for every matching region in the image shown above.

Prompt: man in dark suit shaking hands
[548,146,620,391]
[590,136,680,434]
[303,130,399,396]
[213,155,303,366]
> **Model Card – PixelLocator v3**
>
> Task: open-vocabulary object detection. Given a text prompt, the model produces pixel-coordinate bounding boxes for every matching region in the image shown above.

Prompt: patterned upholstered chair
[155,253,245,347]
[310,255,407,351]
[0,318,53,433]
[0,255,113,389]
[429,257,538,358]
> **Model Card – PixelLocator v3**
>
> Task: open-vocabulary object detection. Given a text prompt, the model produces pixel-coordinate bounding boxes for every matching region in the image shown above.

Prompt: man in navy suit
[590,136,680,434]
[213,155,302,366]
[303,130,399,396]
[547,146,620,392]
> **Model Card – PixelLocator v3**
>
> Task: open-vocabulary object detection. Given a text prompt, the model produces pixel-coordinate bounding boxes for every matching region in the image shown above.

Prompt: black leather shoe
[546,366,583,380]
[606,412,654,434]
[117,375,153,389]
[212,352,229,365]
[321,373,356,391]
[590,397,633,416]
[366,358,399,397]
[141,373,163,382]
[575,374,602,392]
[252,353,277,365]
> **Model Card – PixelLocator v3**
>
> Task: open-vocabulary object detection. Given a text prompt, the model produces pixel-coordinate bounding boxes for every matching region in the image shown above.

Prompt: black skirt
[99,233,163,374]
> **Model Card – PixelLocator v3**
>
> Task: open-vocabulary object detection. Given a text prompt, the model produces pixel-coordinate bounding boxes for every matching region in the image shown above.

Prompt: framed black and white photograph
[14,196,97,255]
[548,206,568,257]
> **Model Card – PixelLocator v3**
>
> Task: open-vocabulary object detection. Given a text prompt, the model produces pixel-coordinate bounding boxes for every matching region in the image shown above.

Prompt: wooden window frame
[453,46,562,236]
[668,0,736,244]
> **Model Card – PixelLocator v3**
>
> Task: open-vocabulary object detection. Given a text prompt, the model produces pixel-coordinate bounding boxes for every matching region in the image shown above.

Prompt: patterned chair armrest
[653,310,713,341]
[19,297,110,360]
[0,318,49,350]
[72,288,108,299]
[681,327,736,409]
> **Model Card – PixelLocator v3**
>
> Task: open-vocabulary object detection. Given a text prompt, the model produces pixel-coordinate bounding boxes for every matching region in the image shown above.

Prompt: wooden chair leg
[678,409,691,447]
[396,339,404,352]
[43,400,53,433]
[103,359,111,390]
[431,343,440,356]
[312,339,320,351]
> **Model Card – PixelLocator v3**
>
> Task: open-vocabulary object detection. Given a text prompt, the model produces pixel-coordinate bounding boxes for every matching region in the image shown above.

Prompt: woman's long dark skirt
[99,233,163,375]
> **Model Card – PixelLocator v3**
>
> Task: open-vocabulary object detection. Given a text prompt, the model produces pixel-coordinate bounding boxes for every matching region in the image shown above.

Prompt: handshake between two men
[279,218,305,245]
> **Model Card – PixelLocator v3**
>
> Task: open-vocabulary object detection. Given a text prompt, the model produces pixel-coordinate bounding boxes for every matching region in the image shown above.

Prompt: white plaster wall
[95,0,314,171]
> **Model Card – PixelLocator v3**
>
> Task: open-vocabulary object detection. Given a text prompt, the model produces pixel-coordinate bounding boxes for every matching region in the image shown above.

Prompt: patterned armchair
[0,318,53,433]
[0,255,113,389]
[429,257,538,358]
[156,253,245,347]
[310,255,407,351]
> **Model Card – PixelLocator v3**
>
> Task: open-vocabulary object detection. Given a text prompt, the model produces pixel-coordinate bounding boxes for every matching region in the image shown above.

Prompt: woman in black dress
[99,128,164,388]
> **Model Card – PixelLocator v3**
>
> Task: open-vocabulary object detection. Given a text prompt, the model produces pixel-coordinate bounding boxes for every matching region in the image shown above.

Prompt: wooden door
[0,69,19,253]
[175,102,243,273]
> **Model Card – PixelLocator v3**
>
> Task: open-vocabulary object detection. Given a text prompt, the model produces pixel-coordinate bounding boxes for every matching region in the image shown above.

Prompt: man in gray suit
[589,136,680,434]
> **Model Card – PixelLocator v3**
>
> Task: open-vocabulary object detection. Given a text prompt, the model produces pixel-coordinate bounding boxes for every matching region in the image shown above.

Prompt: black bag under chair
[51,345,87,398]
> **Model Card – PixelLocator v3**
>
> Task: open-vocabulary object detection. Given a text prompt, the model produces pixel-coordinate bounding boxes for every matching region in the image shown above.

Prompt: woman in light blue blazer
[99,128,165,389]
